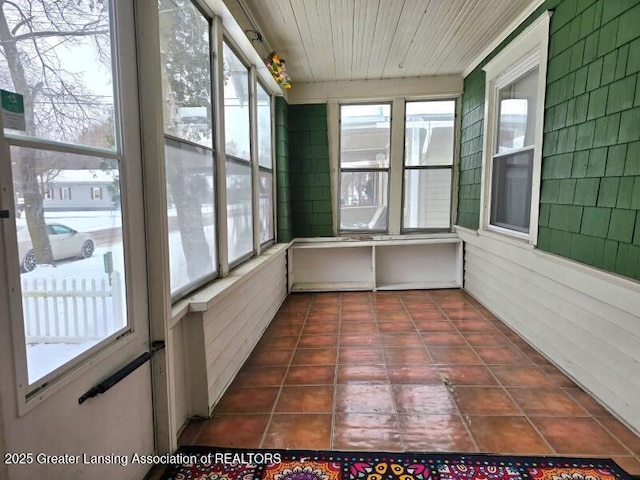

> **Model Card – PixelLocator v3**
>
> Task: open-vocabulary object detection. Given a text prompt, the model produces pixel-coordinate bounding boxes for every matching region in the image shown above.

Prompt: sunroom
[0,0,639,479]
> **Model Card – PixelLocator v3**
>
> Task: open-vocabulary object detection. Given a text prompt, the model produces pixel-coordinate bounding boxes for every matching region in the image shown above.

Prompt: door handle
[0,210,9,218]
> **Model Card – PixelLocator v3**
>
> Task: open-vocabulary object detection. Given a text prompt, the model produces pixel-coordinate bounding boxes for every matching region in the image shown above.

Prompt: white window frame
[479,11,550,245]
[60,186,71,200]
[91,186,103,199]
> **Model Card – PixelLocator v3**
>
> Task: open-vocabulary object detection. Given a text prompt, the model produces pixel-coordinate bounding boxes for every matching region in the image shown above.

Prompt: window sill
[454,225,536,251]
[182,243,290,313]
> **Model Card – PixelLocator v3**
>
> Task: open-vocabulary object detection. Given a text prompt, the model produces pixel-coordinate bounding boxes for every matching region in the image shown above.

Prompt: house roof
[50,169,118,184]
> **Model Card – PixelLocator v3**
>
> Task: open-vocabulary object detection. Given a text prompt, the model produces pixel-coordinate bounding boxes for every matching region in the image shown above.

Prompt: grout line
[258,295,312,448]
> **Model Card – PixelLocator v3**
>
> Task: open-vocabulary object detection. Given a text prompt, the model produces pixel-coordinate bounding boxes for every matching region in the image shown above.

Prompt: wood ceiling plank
[381,0,429,78]
[365,0,406,80]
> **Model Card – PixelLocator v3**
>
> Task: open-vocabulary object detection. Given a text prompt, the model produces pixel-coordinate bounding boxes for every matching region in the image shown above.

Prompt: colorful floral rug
[159,447,636,480]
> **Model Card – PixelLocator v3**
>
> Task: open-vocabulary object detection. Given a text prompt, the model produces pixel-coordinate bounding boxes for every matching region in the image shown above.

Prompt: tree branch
[12,28,109,42]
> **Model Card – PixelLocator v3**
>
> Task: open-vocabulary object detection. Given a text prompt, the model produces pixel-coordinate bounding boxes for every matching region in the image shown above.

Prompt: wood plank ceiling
[240,0,541,83]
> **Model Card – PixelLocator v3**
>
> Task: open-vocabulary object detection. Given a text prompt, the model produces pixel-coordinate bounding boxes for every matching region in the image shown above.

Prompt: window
[91,187,103,200]
[60,187,71,200]
[481,12,550,243]
[159,0,217,297]
[339,104,390,231]
[403,100,455,231]
[223,42,253,264]
[257,82,274,245]
[43,188,53,200]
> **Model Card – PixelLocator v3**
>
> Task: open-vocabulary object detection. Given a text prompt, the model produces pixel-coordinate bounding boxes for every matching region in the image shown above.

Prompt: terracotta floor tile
[378,322,416,333]
[333,413,403,451]
[246,349,294,366]
[384,346,432,364]
[341,322,379,334]
[422,332,468,346]
[371,293,402,304]
[313,293,341,304]
[265,324,303,337]
[341,311,376,322]
[463,332,511,346]
[531,417,629,454]
[464,416,552,454]
[213,387,279,414]
[341,292,372,302]
[439,366,498,386]
[292,348,337,365]
[232,366,288,387]
[524,350,554,366]
[302,323,339,335]
[444,309,485,320]
[474,346,533,365]
[404,302,441,312]
[540,365,577,387]
[490,365,556,387]
[388,365,442,384]
[398,414,478,452]
[563,387,612,416]
[393,385,457,414]
[337,364,388,384]
[339,346,385,365]
[309,304,340,314]
[298,334,338,348]
[341,303,373,312]
[284,365,336,385]
[275,386,334,413]
[597,417,640,455]
[374,303,406,312]
[262,414,332,449]
[413,320,457,332]
[256,335,299,351]
[437,300,474,310]
[453,387,520,415]
[340,334,382,347]
[452,320,499,332]
[508,388,588,416]
[271,314,307,326]
[198,414,269,447]
[377,311,411,322]
[307,312,340,323]
[380,333,424,347]
[178,418,206,446]
[409,311,447,321]
[612,456,640,476]
[335,384,395,413]
[429,347,483,365]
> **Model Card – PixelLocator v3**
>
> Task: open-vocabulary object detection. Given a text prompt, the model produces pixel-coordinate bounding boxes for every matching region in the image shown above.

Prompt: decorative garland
[265,51,292,89]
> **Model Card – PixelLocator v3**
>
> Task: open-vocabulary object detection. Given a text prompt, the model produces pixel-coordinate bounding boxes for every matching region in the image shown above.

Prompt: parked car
[17,223,95,273]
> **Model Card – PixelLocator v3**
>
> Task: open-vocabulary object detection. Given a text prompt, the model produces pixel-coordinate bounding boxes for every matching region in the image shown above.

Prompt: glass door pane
[11,147,128,384]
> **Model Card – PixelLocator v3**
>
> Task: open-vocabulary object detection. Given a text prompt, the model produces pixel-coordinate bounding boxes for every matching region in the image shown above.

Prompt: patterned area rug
[159,447,636,480]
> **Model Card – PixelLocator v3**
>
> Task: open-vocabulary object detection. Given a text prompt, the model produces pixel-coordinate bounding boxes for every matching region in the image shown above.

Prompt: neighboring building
[42,169,118,211]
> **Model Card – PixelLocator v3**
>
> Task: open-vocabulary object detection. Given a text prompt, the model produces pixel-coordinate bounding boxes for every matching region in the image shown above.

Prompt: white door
[0,2,154,478]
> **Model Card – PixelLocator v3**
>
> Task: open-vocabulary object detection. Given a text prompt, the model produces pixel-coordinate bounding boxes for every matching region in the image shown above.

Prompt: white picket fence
[21,272,124,344]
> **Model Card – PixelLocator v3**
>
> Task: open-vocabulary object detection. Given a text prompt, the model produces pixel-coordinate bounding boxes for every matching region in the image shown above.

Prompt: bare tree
[0,0,111,267]
[159,0,215,281]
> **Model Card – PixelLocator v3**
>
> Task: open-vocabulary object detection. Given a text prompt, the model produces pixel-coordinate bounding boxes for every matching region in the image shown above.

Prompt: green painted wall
[288,104,333,237]
[275,97,293,242]
[458,0,640,280]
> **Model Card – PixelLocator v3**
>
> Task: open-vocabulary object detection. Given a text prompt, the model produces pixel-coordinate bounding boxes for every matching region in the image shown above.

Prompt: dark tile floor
[178,289,640,475]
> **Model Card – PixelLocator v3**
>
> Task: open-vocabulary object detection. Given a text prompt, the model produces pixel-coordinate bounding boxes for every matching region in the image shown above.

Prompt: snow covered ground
[19,207,247,384]
[16,209,122,232]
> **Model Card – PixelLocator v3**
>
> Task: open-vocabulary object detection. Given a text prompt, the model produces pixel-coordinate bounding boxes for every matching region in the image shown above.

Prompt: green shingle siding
[458,0,640,280]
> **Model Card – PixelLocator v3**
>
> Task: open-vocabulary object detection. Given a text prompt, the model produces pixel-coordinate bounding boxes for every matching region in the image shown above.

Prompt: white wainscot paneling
[458,229,640,434]
[180,245,288,416]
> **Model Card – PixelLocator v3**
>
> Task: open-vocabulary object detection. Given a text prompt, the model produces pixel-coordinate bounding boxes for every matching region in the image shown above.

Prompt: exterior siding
[275,97,293,242]
[458,0,640,281]
[289,104,333,237]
